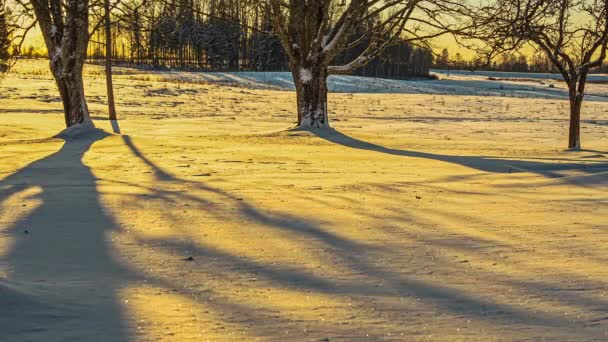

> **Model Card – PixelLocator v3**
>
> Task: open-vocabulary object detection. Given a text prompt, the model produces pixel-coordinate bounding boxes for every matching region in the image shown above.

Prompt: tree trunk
[568,88,583,150]
[50,59,93,128]
[105,0,117,120]
[293,66,329,129]
[31,0,93,129]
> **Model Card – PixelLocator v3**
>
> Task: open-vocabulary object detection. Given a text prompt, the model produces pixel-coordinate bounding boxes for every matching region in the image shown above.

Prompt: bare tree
[0,0,10,75]
[0,0,25,75]
[468,0,608,150]
[24,0,94,128]
[264,0,426,129]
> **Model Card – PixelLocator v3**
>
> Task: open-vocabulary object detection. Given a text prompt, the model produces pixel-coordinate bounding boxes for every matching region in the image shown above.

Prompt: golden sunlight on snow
[1,60,607,341]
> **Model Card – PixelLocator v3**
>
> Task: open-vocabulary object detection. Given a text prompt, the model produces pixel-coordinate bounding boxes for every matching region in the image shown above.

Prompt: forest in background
[434,48,608,74]
[61,0,433,79]
[12,0,608,78]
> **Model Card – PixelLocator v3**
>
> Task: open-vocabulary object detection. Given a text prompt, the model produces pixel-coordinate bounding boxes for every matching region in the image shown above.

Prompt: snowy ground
[118,64,608,100]
[121,68,608,100]
[1,59,608,341]
[431,69,608,82]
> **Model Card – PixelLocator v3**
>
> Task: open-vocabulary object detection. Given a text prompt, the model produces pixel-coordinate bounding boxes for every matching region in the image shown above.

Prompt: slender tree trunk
[292,65,330,129]
[105,0,117,120]
[568,86,583,150]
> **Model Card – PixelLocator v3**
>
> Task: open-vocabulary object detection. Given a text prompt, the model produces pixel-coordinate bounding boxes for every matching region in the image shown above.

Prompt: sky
[432,35,478,59]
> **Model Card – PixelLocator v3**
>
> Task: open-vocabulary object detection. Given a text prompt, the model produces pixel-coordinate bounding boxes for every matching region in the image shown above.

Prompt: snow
[1,59,608,341]
[52,47,62,62]
[299,68,312,84]
[430,69,608,83]
[321,34,329,48]
[55,121,98,140]
[130,69,608,102]
[321,23,346,53]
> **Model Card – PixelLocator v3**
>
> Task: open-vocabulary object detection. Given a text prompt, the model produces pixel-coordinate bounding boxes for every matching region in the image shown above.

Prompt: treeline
[336,40,433,79]
[83,0,433,78]
[434,48,608,74]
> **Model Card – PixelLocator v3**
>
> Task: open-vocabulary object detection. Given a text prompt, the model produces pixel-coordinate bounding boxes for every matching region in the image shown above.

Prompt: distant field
[104,64,608,101]
[9,59,608,101]
[431,69,608,82]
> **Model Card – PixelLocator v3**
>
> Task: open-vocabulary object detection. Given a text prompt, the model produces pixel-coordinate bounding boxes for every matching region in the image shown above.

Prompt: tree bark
[32,0,93,128]
[292,65,330,129]
[51,57,93,128]
[568,86,583,150]
[105,0,117,120]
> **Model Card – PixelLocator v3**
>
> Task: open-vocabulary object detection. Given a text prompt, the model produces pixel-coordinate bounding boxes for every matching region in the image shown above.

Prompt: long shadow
[108,123,605,336]
[6,119,597,338]
[311,128,608,181]
[135,235,586,330]
[0,130,132,341]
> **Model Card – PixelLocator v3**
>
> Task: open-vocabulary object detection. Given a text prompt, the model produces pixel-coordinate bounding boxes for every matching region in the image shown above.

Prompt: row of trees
[435,49,558,73]
[4,0,608,150]
[435,48,608,74]
[83,0,433,79]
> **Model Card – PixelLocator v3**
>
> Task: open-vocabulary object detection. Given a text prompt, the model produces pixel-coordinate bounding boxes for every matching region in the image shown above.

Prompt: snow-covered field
[126,68,608,101]
[1,59,608,341]
[431,68,608,82]
[12,58,608,100]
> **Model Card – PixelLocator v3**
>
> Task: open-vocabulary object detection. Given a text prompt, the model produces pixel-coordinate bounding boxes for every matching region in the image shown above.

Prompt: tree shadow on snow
[96,122,607,337]
[0,129,132,341]
[1,123,606,340]
[310,128,608,186]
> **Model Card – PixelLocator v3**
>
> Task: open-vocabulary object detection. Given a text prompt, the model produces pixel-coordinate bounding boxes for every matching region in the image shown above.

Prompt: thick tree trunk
[293,66,329,129]
[31,0,93,129]
[50,60,93,128]
[567,86,583,150]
